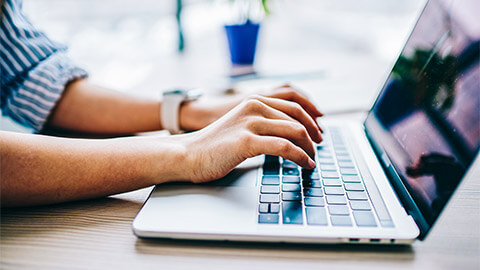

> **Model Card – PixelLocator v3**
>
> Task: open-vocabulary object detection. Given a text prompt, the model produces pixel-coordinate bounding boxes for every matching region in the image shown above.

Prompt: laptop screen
[364,0,479,237]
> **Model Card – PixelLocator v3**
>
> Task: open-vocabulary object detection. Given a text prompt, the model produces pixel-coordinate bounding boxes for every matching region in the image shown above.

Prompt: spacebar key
[282,202,303,224]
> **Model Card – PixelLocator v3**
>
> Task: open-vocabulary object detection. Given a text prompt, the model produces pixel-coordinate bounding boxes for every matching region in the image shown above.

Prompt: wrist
[162,89,203,133]
[140,136,191,185]
[179,94,245,131]
[178,100,208,131]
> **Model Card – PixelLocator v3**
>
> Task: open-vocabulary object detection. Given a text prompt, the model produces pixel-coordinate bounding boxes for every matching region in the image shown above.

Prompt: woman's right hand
[174,95,323,183]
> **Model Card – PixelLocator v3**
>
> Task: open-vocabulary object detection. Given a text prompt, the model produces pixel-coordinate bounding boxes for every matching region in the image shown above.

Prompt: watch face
[186,89,203,100]
[163,89,188,96]
[163,89,203,100]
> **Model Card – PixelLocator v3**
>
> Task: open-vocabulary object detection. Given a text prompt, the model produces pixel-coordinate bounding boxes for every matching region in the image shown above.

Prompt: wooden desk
[1,113,479,269]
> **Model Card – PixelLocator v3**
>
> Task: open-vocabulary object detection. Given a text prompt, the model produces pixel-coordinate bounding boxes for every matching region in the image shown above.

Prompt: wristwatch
[161,89,203,134]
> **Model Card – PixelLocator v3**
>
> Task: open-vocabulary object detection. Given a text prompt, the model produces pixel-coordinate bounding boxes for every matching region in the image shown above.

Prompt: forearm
[47,78,246,134]
[47,79,162,135]
[0,131,187,207]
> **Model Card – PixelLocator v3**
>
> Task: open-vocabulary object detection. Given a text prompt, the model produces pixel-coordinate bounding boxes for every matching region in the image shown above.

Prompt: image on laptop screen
[365,0,479,230]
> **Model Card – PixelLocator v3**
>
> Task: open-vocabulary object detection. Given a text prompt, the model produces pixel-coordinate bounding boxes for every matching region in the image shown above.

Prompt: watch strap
[161,94,185,134]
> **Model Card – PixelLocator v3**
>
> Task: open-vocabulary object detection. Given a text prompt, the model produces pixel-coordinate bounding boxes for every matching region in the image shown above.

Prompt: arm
[0,131,185,206]
[1,95,322,207]
[47,79,323,135]
[46,79,163,135]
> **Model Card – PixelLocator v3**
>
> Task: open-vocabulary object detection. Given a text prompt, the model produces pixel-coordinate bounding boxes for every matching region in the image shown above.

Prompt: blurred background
[2,0,424,132]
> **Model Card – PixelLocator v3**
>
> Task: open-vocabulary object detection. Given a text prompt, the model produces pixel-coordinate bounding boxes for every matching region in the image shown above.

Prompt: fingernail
[308,158,316,169]
[317,130,323,140]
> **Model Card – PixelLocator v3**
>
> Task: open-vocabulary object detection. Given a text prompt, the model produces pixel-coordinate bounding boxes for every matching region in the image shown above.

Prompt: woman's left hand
[179,84,323,131]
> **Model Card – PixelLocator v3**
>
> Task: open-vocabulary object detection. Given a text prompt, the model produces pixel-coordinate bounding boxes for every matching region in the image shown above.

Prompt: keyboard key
[353,211,377,227]
[304,188,323,197]
[342,175,361,183]
[305,197,325,206]
[336,155,352,162]
[264,156,280,167]
[331,136,344,143]
[282,192,302,201]
[335,150,349,156]
[323,178,342,186]
[330,215,352,226]
[259,204,269,213]
[324,186,344,195]
[306,207,328,225]
[282,184,301,192]
[322,171,340,178]
[340,168,358,175]
[264,156,280,174]
[344,183,365,191]
[349,200,372,211]
[301,168,315,174]
[333,142,345,147]
[303,180,322,188]
[319,164,337,171]
[270,204,280,213]
[282,202,303,224]
[325,195,347,205]
[328,205,350,215]
[317,145,329,151]
[283,168,299,176]
[334,145,347,151]
[317,152,333,158]
[262,176,280,185]
[282,176,300,183]
[317,151,331,158]
[263,169,279,175]
[318,158,335,165]
[259,214,279,224]
[261,186,280,194]
[265,155,280,164]
[260,194,280,203]
[346,191,368,200]
[332,142,345,147]
[338,161,355,168]
[282,159,298,169]
[302,171,320,180]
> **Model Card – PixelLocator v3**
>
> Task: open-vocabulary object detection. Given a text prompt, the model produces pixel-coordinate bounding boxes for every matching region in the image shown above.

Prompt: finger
[273,88,324,133]
[270,87,323,118]
[250,135,316,169]
[248,118,316,159]
[251,95,322,143]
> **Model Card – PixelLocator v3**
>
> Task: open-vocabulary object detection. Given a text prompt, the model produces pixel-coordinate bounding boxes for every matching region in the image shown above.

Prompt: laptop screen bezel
[361,0,476,240]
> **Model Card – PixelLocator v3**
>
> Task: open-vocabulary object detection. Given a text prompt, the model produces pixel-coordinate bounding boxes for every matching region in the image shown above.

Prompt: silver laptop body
[133,0,480,244]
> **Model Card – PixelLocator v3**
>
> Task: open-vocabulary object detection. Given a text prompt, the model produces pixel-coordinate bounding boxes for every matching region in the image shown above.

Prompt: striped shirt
[0,0,87,132]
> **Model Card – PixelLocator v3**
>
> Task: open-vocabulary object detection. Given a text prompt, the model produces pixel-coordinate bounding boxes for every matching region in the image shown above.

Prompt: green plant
[229,0,270,23]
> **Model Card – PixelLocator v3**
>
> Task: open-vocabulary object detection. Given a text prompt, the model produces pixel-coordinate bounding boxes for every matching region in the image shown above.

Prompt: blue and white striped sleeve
[2,53,88,131]
[0,0,88,132]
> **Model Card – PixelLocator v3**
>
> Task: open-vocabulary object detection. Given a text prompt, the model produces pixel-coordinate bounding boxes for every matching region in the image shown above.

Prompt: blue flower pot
[224,22,260,65]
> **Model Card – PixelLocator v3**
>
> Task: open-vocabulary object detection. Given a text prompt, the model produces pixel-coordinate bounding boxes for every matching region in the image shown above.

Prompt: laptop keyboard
[258,127,380,227]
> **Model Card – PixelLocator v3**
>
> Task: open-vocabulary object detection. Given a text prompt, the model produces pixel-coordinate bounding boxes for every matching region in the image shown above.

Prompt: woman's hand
[179,84,323,132]
[173,94,323,183]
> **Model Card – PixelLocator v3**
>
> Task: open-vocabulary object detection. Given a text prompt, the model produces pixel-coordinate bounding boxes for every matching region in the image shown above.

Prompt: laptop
[133,0,480,244]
